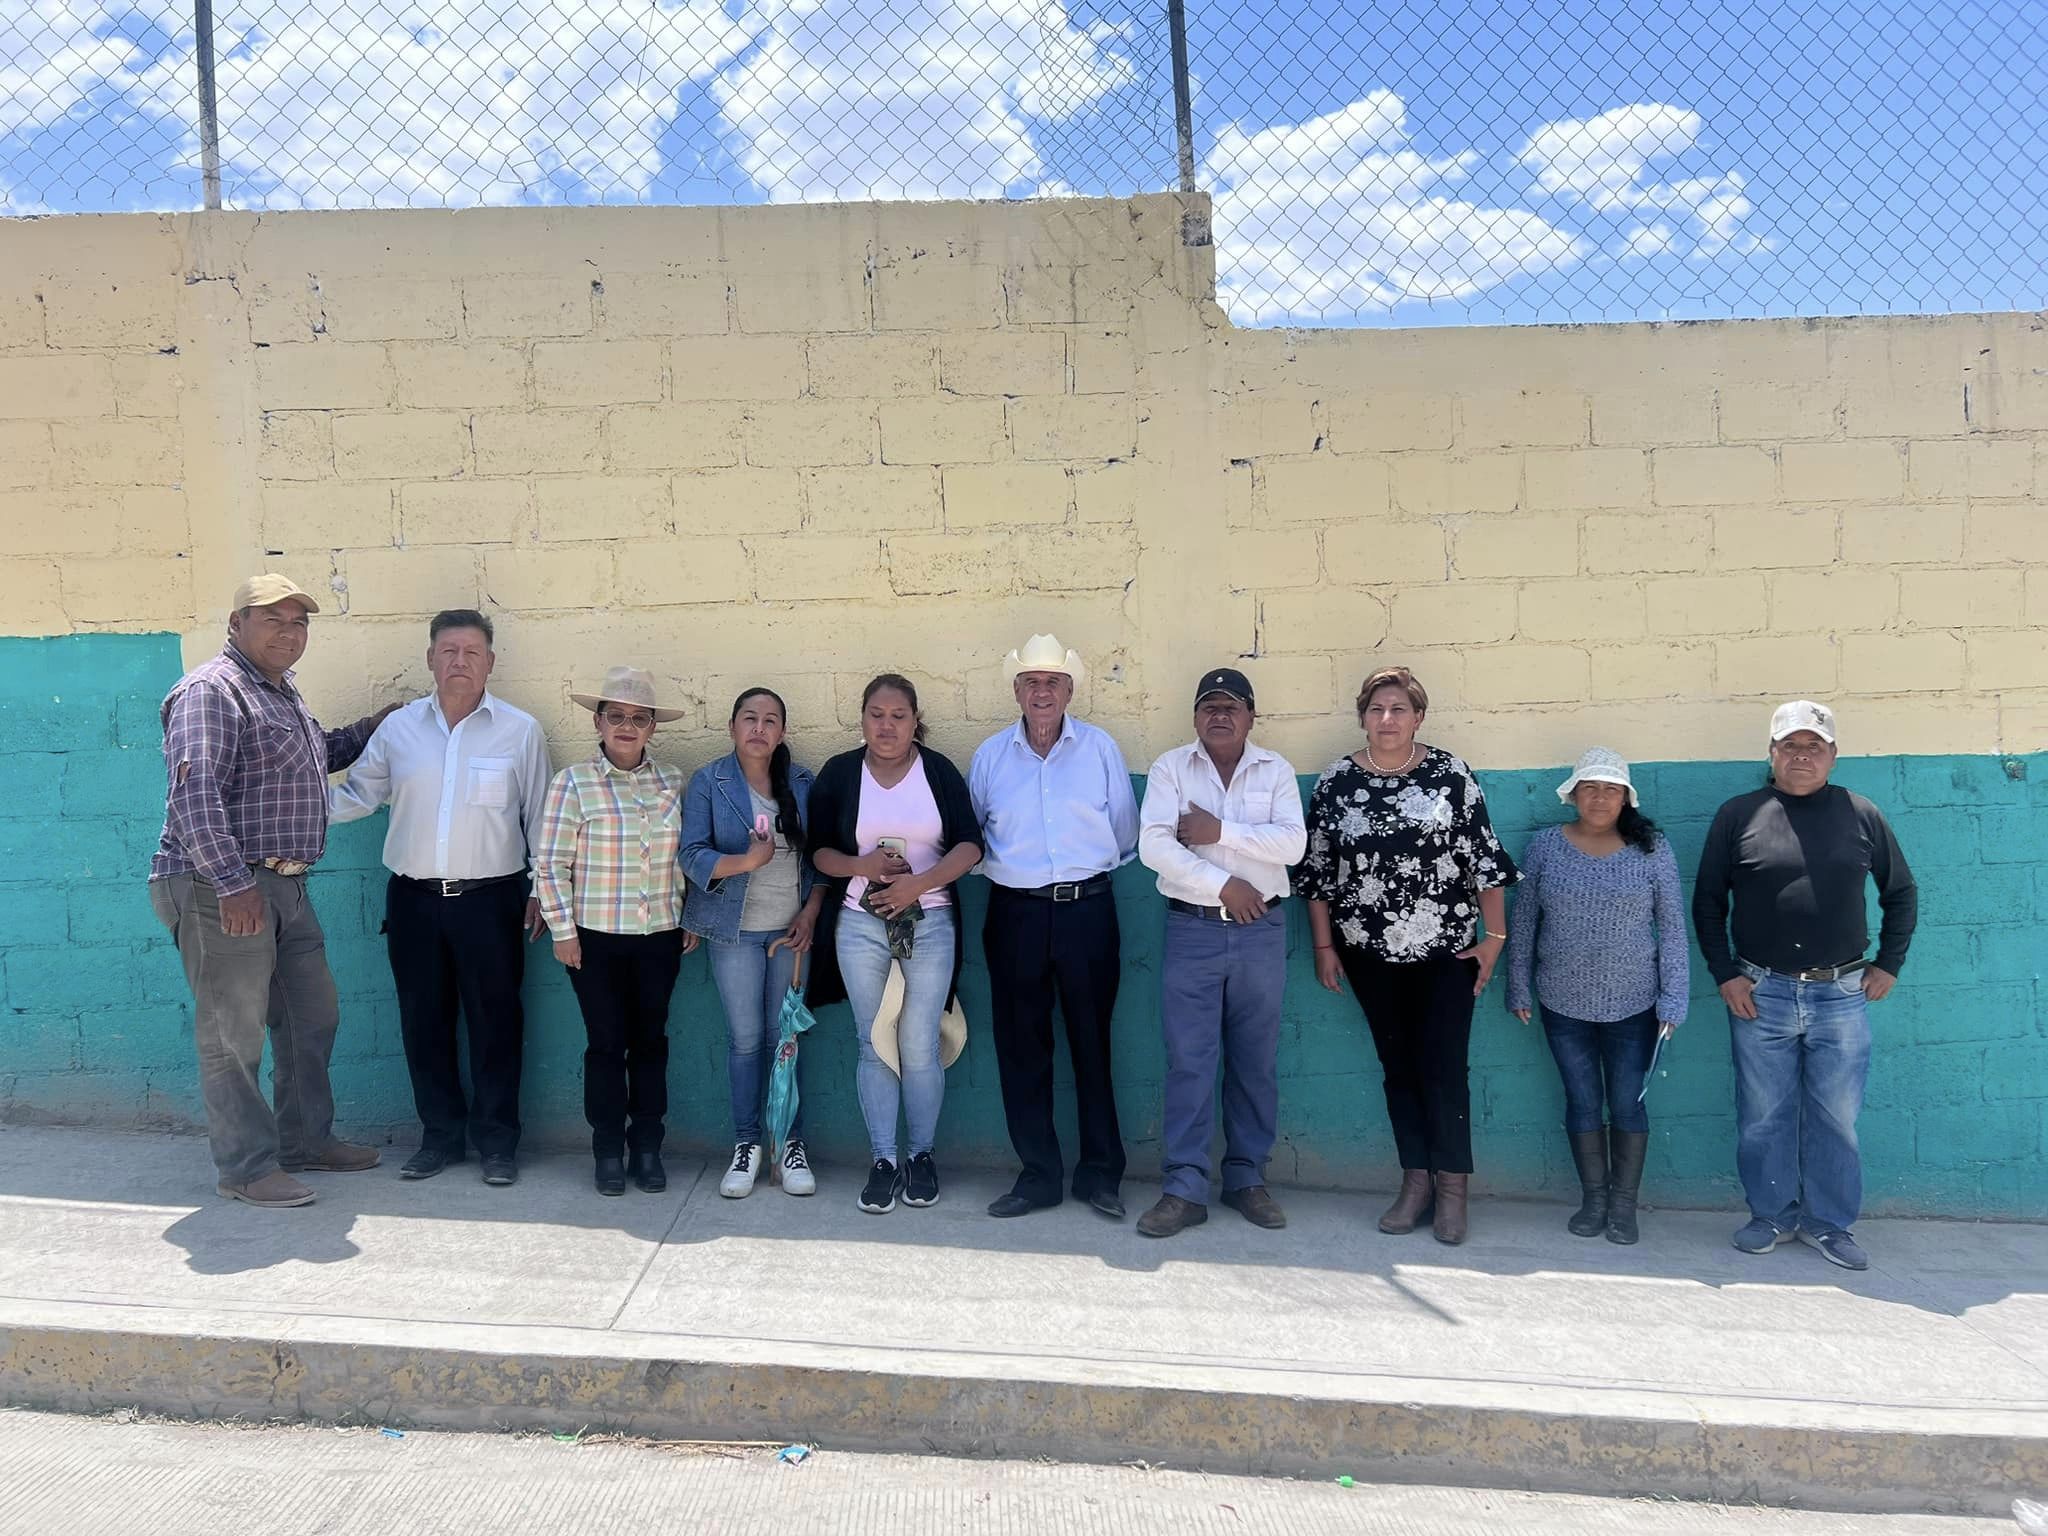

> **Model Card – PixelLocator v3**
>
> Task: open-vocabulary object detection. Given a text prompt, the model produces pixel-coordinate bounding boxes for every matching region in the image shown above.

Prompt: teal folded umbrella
[764,944,818,1166]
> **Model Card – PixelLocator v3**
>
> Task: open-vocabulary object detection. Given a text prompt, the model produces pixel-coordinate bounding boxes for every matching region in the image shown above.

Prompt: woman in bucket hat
[1504,747,1688,1244]
[535,666,698,1198]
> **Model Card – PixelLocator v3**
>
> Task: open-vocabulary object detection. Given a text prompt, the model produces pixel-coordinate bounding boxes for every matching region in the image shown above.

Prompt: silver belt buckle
[1219,904,1233,922]
[1051,882,1079,902]
[436,879,462,897]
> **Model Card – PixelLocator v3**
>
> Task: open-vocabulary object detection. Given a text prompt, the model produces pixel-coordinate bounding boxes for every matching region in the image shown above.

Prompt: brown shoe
[1378,1169,1434,1234]
[280,1141,382,1173]
[217,1170,316,1208]
[1221,1185,1287,1229]
[1136,1194,1208,1238]
[1432,1172,1470,1245]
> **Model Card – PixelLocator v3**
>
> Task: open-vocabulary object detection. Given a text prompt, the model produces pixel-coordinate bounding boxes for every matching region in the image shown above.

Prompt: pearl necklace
[1364,741,1419,776]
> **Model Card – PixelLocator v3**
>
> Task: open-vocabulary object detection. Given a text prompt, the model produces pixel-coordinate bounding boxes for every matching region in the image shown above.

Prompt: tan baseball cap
[232,573,321,614]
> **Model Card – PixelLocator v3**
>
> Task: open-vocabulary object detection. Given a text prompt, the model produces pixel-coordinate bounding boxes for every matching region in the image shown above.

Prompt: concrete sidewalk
[0,1126,2041,1517]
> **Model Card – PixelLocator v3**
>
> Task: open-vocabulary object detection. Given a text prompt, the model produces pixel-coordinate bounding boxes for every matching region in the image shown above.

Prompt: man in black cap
[1133,667,1305,1238]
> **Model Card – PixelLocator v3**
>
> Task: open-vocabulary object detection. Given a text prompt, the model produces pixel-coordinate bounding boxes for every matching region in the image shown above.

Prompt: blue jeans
[1728,961,1871,1235]
[837,904,954,1164]
[1541,1005,1657,1135]
[1159,907,1286,1202]
[707,929,801,1146]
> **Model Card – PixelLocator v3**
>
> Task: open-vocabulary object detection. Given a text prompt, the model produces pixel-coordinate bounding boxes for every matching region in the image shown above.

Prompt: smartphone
[754,813,773,840]
[876,836,907,858]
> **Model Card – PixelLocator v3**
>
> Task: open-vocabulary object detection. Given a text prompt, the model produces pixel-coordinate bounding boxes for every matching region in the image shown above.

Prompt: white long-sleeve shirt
[327,691,551,882]
[1138,739,1306,904]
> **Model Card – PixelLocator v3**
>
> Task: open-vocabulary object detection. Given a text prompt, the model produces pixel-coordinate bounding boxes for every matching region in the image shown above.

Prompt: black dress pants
[385,875,528,1159]
[567,926,683,1158]
[1338,946,1479,1174]
[982,883,1126,1203]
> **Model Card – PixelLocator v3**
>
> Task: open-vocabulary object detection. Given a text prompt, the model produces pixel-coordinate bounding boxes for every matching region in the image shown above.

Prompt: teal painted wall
[1,634,2042,1218]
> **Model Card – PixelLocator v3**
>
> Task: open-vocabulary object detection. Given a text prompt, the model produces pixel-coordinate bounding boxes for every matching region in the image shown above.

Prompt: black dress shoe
[594,1156,627,1197]
[629,1149,667,1193]
[986,1192,1054,1218]
[480,1155,517,1187]
[399,1147,462,1180]
[1085,1189,1126,1220]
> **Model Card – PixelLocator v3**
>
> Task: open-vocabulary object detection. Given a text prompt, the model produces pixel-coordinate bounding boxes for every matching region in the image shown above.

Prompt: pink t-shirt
[844,753,953,912]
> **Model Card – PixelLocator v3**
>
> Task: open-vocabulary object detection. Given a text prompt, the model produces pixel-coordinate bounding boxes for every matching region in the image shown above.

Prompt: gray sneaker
[1800,1227,1869,1271]
[1732,1216,1793,1254]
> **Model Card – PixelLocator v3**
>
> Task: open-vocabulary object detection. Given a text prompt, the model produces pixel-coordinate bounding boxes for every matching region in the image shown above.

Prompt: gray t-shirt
[739,785,802,932]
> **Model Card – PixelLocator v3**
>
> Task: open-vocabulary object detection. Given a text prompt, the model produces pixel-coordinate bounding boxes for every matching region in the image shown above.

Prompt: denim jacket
[679,751,817,943]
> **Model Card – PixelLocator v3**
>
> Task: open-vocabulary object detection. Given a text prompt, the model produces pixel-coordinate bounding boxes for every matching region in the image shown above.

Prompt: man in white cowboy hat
[329,608,553,1188]
[1135,667,1305,1239]
[968,633,1140,1220]
[147,573,399,1207]
[1693,700,1918,1273]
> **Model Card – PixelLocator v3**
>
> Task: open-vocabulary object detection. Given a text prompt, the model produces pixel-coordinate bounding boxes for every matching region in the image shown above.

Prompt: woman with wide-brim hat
[535,666,698,1198]
[1505,747,1688,1245]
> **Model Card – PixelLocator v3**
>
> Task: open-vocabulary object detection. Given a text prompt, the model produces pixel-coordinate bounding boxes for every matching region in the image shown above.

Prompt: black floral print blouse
[1296,748,1519,962]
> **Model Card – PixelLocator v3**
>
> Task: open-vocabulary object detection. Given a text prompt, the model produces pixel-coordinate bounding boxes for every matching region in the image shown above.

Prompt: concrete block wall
[0,197,2043,1215]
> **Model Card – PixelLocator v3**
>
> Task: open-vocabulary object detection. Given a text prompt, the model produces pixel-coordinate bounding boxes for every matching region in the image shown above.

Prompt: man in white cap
[969,633,1139,1219]
[1693,700,1918,1271]
[1134,667,1304,1239]
[329,609,552,1188]
[147,574,399,1207]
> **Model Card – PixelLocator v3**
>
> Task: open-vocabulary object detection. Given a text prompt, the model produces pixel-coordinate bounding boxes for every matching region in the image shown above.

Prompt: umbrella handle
[768,935,805,991]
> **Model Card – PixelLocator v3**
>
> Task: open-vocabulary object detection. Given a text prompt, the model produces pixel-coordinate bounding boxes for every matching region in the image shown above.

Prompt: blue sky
[4,0,2043,327]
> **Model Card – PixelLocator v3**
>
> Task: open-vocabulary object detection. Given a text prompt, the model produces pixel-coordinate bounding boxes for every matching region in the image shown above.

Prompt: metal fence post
[1166,0,1206,245]
[193,0,222,209]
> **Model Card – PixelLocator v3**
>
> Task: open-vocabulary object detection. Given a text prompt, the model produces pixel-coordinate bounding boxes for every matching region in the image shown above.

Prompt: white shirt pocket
[467,756,513,809]
[1240,790,1275,822]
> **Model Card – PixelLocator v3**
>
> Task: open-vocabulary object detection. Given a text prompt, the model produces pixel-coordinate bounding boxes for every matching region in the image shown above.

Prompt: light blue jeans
[707,928,800,1147]
[1729,961,1872,1235]
[837,904,954,1164]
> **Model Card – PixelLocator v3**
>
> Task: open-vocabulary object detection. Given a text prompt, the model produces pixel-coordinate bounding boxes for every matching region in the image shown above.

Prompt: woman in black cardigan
[806,674,982,1214]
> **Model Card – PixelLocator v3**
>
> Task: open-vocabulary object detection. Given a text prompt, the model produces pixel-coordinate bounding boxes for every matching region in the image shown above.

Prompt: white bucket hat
[1555,746,1638,807]
[1004,633,1085,684]
[870,962,967,1076]
[1768,699,1836,748]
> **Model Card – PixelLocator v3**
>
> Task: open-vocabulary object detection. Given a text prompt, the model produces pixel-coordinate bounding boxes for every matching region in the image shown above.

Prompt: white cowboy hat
[870,961,967,1076]
[1004,633,1085,684]
[1555,746,1638,807]
[569,665,687,722]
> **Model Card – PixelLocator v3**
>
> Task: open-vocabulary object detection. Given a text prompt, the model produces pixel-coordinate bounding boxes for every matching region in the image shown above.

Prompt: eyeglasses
[601,709,655,730]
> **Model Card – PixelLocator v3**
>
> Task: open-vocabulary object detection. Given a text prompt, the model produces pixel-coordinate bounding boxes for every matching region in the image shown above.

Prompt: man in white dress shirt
[329,610,551,1186]
[1134,667,1305,1239]
[969,633,1140,1221]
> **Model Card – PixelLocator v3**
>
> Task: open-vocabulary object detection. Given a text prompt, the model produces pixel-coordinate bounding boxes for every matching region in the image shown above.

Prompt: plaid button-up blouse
[535,752,687,939]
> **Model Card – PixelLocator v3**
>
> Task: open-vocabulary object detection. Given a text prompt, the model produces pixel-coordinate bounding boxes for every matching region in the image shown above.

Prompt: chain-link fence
[4,0,2045,326]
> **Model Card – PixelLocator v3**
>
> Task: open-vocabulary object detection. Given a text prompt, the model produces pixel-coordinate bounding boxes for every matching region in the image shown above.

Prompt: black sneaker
[902,1151,939,1207]
[858,1158,900,1214]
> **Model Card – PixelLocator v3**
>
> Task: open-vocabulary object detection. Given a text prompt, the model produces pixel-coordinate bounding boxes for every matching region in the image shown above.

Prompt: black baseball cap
[1194,667,1254,708]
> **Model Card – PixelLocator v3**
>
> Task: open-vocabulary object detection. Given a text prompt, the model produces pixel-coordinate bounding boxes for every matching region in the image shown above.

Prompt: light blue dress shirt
[968,716,1140,889]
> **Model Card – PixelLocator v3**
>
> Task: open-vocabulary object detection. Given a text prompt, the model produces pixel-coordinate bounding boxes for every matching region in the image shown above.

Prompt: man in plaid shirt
[147,574,398,1208]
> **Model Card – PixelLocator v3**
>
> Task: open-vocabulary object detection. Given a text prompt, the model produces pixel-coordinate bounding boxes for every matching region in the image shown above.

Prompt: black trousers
[567,926,683,1158]
[982,883,1126,1203]
[385,875,528,1159]
[1338,946,1479,1175]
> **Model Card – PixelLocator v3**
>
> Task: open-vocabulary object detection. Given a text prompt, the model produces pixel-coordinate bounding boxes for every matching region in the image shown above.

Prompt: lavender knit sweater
[1504,826,1690,1024]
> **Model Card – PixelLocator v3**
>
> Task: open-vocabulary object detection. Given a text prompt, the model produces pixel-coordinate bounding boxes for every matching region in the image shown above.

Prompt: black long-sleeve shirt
[1691,783,1917,984]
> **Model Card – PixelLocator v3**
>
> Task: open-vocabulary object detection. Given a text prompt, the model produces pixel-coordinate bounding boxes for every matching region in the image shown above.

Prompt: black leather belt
[1001,875,1112,902]
[1167,896,1284,921]
[397,872,526,898]
[1743,957,1867,983]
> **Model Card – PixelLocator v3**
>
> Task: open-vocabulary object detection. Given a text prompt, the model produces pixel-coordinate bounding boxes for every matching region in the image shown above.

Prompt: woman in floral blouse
[1298,666,1517,1245]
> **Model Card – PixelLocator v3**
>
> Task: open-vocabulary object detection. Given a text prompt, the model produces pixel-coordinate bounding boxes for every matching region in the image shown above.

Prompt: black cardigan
[803,744,982,1011]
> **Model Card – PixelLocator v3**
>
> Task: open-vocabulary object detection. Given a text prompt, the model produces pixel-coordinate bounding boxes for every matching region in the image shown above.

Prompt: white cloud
[0,0,160,139]
[1519,102,1766,259]
[711,0,1134,202]
[1201,92,1588,321]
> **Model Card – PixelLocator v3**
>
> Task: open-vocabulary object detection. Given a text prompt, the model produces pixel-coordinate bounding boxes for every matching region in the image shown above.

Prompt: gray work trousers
[148,869,341,1185]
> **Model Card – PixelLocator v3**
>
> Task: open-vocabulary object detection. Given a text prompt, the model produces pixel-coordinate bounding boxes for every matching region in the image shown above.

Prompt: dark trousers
[1339,946,1479,1174]
[1541,1005,1658,1135]
[567,926,683,1158]
[386,875,528,1158]
[983,883,1126,1203]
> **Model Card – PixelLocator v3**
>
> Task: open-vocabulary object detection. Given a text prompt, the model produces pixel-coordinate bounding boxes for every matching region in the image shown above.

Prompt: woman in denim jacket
[681,688,824,1200]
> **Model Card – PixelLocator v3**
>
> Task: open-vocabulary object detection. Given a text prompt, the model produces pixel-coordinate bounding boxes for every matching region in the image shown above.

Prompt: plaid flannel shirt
[535,753,687,939]
[149,644,374,896]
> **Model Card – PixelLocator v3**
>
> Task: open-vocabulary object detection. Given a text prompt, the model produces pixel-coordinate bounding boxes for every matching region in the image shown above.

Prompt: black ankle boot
[1606,1128,1649,1245]
[1566,1129,1609,1237]
[629,1148,666,1193]
[594,1156,626,1197]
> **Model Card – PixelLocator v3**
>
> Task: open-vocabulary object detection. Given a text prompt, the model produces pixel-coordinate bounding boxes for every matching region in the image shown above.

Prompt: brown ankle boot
[1378,1169,1434,1234]
[1433,1172,1469,1245]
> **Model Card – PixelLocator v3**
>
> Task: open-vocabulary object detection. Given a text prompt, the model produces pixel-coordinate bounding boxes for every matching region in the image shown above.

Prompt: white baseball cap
[1769,699,1836,747]
[1555,746,1637,807]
